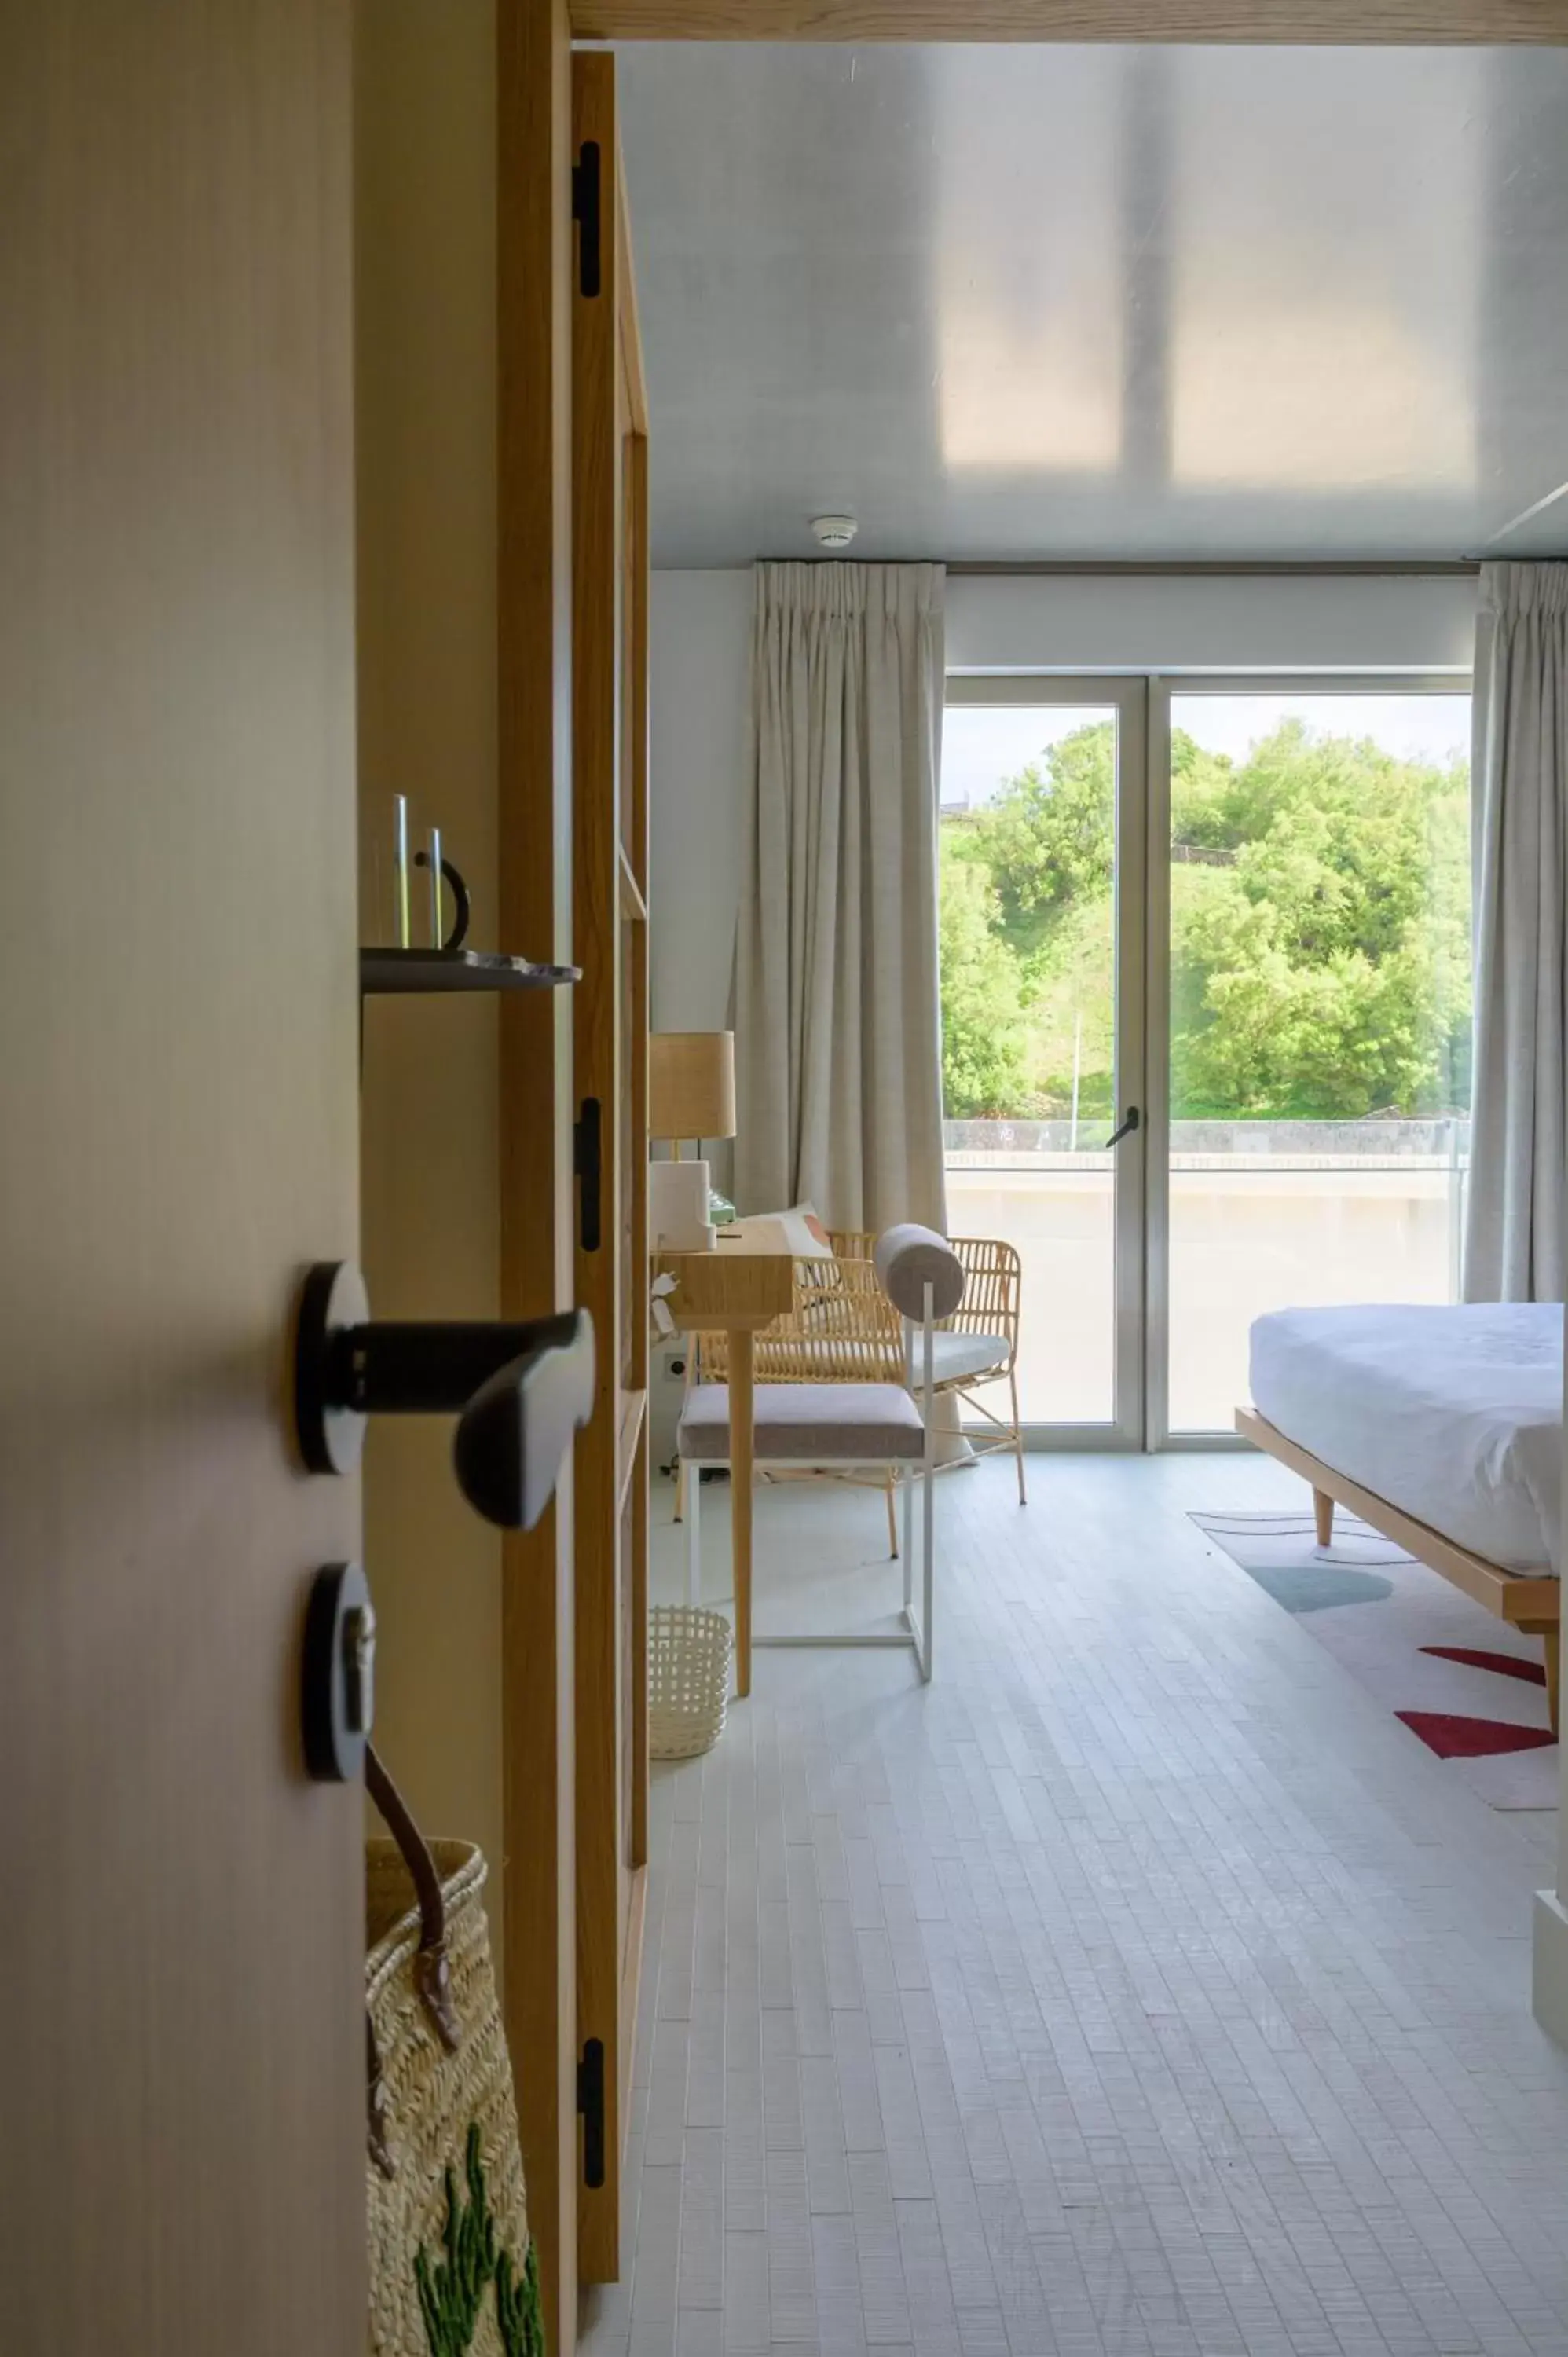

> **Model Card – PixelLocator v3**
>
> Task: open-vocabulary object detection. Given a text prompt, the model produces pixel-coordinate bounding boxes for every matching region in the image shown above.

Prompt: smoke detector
[811,514,858,550]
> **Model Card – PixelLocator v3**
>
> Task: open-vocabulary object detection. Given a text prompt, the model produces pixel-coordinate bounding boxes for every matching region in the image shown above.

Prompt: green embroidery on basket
[496,2241,545,2357]
[413,2124,545,2357]
[414,2127,498,2355]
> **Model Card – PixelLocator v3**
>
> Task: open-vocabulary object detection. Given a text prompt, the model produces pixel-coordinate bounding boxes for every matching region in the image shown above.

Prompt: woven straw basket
[648,1604,732,1760]
[365,1747,544,2356]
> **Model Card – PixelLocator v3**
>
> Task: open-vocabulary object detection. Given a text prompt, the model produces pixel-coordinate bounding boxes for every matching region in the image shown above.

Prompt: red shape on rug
[1420,1645,1547,1688]
[1396,1710,1555,1759]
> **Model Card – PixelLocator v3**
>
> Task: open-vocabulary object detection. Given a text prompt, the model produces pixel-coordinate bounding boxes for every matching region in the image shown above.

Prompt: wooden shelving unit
[571,50,652,2293]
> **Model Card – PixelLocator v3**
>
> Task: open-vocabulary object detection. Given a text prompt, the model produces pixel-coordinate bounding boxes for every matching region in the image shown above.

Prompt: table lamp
[649,1031,736,1250]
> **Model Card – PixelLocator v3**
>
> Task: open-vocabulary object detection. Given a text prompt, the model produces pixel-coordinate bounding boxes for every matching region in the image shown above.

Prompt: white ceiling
[613,43,1568,568]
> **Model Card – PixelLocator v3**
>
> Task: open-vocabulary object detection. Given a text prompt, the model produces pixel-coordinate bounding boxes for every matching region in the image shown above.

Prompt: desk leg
[731,1325,753,1699]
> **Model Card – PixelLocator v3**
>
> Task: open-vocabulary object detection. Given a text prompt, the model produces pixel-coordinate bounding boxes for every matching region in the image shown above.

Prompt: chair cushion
[678,1382,926,1463]
[774,1331,1008,1386]
[916,1331,1012,1387]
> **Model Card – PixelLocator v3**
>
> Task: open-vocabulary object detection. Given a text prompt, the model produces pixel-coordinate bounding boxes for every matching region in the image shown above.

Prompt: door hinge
[574,1095,603,1253]
[572,141,602,300]
[577,2036,606,2189]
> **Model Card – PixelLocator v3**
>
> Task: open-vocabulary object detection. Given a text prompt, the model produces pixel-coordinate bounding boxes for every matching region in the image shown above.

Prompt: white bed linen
[1248,1303,1563,1574]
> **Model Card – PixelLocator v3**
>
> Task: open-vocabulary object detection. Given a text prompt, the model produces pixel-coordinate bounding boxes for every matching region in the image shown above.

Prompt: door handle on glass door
[1104,1106,1140,1149]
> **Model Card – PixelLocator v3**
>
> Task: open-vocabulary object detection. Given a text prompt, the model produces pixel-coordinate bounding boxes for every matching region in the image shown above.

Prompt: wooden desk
[655,1250,793,1696]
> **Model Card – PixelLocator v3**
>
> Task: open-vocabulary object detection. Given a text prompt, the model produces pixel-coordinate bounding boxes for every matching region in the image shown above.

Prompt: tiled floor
[583,1452,1568,2357]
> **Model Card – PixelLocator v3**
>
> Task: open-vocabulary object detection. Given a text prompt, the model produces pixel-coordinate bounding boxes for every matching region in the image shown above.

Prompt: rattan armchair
[829,1230,1026,1504]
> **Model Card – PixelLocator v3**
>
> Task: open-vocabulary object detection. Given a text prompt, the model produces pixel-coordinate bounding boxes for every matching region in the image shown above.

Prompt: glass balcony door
[943,676,1148,1446]
[1145,678,1473,1442]
[941,671,1472,1450]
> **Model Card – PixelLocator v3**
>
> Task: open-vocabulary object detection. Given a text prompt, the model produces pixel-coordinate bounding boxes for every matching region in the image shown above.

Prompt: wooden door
[0,5,361,2350]
[572,45,652,2288]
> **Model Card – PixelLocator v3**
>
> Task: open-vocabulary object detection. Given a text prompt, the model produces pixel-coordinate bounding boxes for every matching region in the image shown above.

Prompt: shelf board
[361,947,581,995]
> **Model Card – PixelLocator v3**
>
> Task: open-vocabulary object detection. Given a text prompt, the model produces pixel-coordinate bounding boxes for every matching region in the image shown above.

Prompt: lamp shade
[649,1031,736,1143]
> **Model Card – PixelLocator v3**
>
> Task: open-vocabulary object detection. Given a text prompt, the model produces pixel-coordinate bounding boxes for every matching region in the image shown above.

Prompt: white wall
[649,570,753,1033]
[947,572,1476,674]
[648,566,1479,1034]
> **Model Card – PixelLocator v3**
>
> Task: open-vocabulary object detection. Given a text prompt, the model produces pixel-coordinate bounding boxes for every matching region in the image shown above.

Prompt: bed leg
[1313,1489,1334,1550]
[1520,1619,1559,1738]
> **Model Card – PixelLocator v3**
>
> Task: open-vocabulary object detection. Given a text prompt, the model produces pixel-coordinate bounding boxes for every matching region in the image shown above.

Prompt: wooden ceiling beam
[572,0,1568,40]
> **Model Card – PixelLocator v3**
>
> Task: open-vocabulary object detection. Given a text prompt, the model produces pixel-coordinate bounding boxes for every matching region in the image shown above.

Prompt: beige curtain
[1464,562,1568,1302]
[734,561,947,1233]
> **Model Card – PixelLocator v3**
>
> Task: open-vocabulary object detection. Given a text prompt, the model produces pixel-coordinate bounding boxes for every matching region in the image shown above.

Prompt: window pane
[1167,691,1471,1432]
[941,702,1120,1425]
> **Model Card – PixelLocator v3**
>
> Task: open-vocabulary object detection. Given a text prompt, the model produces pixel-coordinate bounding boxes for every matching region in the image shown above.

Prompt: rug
[1192,1508,1558,1810]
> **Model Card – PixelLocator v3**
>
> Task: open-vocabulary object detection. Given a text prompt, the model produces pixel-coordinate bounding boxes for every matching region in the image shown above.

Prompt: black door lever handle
[1104,1105,1141,1150]
[294,1262,595,1530]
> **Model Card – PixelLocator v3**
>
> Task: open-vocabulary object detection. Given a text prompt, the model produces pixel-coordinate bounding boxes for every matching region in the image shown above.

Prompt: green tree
[938,714,1471,1125]
[969,723,1116,970]
[1169,722,1471,1117]
[949,720,1119,1120]
[1012,885,1115,1123]
[937,827,1031,1116]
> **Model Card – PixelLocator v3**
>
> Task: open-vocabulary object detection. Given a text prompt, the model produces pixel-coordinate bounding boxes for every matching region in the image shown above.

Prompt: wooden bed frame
[1235,1406,1561,1735]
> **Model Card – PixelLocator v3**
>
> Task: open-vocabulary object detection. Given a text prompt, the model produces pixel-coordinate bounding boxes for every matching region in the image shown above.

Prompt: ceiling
[613,42,1568,567]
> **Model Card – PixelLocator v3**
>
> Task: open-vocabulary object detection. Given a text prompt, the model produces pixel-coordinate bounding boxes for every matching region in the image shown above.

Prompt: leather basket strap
[365,1740,461,2055]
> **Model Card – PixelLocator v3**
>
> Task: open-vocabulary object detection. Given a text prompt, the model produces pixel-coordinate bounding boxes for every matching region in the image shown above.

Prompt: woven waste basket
[648,1604,733,1760]
[365,1744,544,2357]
